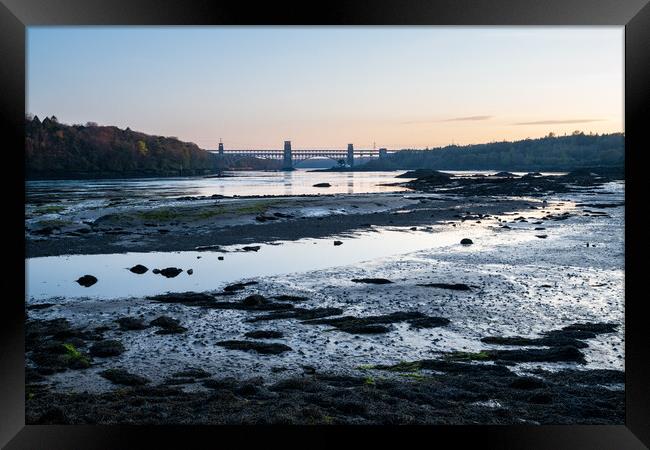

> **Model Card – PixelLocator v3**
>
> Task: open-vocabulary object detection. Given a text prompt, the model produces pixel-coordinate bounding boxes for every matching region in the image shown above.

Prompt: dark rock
[510,377,548,390]
[128,265,148,274]
[100,369,150,386]
[304,311,449,334]
[460,238,473,245]
[27,303,56,310]
[486,346,586,363]
[528,392,553,404]
[396,169,452,180]
[481,335,588,349]
[152,269,161,274]
[351,278,393,284]
[149,292,215,307]
[241,246,261,252]
[561,323,618,334]
[211,299,293,312]
[408,316,452,329]
[224,281,258,292]
[172,368,211,379]
[150,316,187,334]
[242,294,267,307]
[535,235,548,239]
[273,212,294,218]
[76,275,97,287]
[89,340,125,357]
[187,269,193,275]
[195,244,221,251]
[248,307,344,322]
[333,241,343,246]
[313,183,331,187]
[116,317,148,331]
[417,283,471,291]
[216,340,292,355]
[156,267,183,278]
[244,330,284,339]
[218,256,224,260]
[272,295,308,302]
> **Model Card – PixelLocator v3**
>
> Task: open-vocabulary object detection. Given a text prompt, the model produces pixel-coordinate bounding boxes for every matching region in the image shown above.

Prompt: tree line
[26,116,215,179]
[360,132,624,172]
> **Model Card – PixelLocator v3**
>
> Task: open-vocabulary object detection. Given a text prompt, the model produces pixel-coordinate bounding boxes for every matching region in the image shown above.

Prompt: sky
[27,27,624,150]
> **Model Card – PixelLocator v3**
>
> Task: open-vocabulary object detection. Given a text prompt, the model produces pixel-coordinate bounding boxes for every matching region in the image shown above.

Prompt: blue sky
[27,27,623,149]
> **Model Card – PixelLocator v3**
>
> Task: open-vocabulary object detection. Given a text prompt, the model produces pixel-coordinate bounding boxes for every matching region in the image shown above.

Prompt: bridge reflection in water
[210,141,390,169]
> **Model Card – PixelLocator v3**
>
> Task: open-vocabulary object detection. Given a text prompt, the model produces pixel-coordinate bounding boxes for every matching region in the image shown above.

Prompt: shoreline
[26,193,534,258]
[24,174,625,425]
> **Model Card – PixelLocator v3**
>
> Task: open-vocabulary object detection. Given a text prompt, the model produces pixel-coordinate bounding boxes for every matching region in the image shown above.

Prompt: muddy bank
[25,194,534,257]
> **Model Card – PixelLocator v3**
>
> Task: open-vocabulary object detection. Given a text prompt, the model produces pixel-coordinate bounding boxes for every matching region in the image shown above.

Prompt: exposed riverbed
[24,172,625,425]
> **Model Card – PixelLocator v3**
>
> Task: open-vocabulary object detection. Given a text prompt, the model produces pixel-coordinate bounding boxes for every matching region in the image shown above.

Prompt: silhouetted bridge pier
[209,141,391,169]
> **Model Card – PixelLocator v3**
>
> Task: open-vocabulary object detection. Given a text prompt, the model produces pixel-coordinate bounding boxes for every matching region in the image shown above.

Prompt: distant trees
[25,116,215,178]
[359,132,624,172]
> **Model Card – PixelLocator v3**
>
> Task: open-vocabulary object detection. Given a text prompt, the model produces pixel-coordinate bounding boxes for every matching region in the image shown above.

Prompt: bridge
[209,141,390,169]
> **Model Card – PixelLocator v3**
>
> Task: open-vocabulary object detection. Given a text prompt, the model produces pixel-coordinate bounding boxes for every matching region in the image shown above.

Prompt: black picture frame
[2,0,648,447]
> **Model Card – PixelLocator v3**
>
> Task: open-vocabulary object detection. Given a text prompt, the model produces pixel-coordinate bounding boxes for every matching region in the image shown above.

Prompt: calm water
[26,170,410,203]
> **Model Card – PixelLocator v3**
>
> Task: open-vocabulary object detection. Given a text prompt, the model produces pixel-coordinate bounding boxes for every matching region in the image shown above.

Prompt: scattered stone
[304,312,449,334]
[535,235,548,239]
[128,264,148,274]
[116,317,148,331]
[100,369,150,386]
[195,244,221,251]
[223,281,257,292]
[272,295,308,302]
[460,238,473,245]
[248,307,344,322]
[187,269,194,275]
[333,241,343,246]
[156,267,183,278]
[27,303,56,310]
[172,368,211,379]
[510,377,548,390]
[218,256,224,260]
[241,246,261,252]
[313,183,331,188]
[242,294,267,307]
[417,283,471,291]
[149,292,215,307]
[89,340,125,357]
[351,278,393,284]
[244,330,284,339]
[485,346,586,363]
[76,275,97,287]
[216,340,292,355]
[273,212,294,218]
[150,316,188,334]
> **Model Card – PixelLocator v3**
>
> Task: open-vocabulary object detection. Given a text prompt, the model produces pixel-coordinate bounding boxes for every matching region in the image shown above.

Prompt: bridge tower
[283,140,293,170]
[347,144,354,167]
[218,139,224,155]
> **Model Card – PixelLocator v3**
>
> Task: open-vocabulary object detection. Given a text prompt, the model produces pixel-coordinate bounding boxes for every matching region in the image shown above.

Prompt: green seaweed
[62,343,90,367]
[381,361,422,372]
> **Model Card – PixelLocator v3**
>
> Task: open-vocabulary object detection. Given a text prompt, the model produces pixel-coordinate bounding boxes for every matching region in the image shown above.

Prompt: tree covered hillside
[360,132,624,172]
[26,116,214,179]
